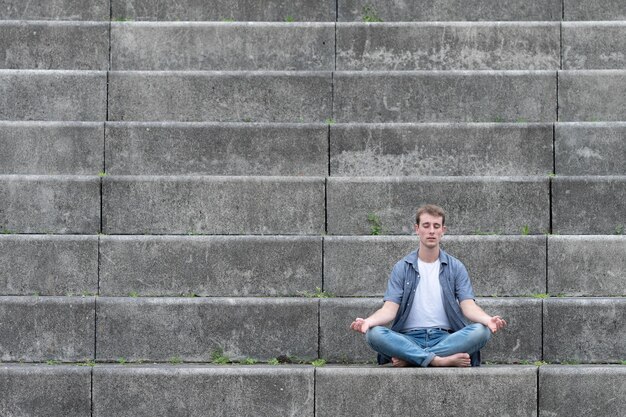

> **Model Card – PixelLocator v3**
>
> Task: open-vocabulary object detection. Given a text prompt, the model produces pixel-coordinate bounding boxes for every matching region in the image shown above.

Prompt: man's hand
[486,315,507,333]
[350,317,371,334]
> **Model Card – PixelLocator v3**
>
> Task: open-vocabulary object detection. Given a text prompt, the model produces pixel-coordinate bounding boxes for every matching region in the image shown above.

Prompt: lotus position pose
[350,204,506,367]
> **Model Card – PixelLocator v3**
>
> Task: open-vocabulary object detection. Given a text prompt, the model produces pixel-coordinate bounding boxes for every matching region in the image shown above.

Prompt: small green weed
[367,212,382,235]
[531,293,549,299]
[46,360,60,365]
[615,225,624,235]
[521,225,531,235]
[311,359,326,367]
[183,292,198,298]
[129,291,139,298]
[493,116,505,123]
[302,287,333,298]
[518,359,532,365]
[267,358,280,365]
[548,172,556,178]
[98,171,107,177]
[169,356,183,365]
[79,359,96,367]
[1,229,13,234]
[362,5,383,22]
[325,118,336,125]
[112,17,133,22]
[534,360,549,366]
[240,357,258,365]
[117,357,127,365]
[211,348,230,365]
[285,15,295,22]
[515,118,527,123]
[81,290,96,297]
[621,360,626,365]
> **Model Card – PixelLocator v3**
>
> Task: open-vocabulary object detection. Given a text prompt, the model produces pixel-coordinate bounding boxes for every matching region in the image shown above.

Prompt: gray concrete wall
[0,121,103,175]
[96,297,318,361]
[100,235,322,296]
[0,235,98,295]
[0,21,109,69]
[563,22,626,69]
[558,71,626,121]
[337,23,559,70]
[102,176,325,235]
[0,0,109,20]
[105,122,328,176]
[564,0,626,20]
[111,22,334,70]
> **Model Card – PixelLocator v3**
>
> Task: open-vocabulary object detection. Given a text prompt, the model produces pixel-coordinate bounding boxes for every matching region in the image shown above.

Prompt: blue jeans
[365,323,491,367]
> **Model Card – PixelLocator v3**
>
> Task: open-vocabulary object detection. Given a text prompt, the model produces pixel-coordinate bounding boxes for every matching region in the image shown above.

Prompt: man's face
[414,213,446,249]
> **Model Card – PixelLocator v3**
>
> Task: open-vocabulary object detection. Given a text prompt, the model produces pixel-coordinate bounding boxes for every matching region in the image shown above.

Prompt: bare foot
[429,353,471,367]
[391,357,412,367]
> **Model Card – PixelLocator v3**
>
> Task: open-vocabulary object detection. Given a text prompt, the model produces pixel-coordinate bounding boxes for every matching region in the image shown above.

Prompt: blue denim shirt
[380,248,481,366]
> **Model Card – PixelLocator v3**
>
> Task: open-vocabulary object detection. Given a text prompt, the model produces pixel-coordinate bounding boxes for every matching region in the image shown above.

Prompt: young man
[350,204,506,367]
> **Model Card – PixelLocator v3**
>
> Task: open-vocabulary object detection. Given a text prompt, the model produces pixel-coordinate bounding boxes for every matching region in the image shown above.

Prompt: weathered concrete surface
[112,22,334,70]
[0,70,106,121]
[539,366,626,416]
[552,176,626,234]
[330,123,553,176]
[93,365,314,417]
[339,0,561,21]
[327,176,550,235]
[0,0,109,20]
[109,71,332,122]
[0,235,98,295]
[0,21,109,69]
[105,122,328,176]
[334,71,556,122]
[559,70,626,122]
[544,298,626,363]
[111,0,335,21]
[319,298,541,363]
[0,296,95,361]
[478,298,543,363]
[102,176,325,235]
[337,23,559,70]
[0,175,100,234]
[563,23,626,69]
[564,0,626,20]
[0,365,91,417]
[316,366,537,417]
[324,236,546,296]
[100,235,322,296]
[96,297,318,361]
[0,121,103,175]
[555,122,626,175]
[548,236,626,296]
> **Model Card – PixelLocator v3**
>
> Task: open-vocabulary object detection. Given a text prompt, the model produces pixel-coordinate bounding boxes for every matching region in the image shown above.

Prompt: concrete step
[0,121,103,175]
[0,175,100,234]
[334,71,556,123]
[102,175,325,235]
[95,297,318,362]
[559,70,626,121]
[564,0,626,20]
[563,22,626,69]
[317,366,537,416]
[0,21,108,70]
[0,296,95,362]
[0,0,108,20]
[544,298,626,363]
[0,364,91,417]
[108,71,332,122]
[337,22,559,70]
[324,235,547,297]
[552,176,626,234]
[539,365,626,416]
[327,176,550,235]
[556,122,626,175]
[99,235,322,296]
[320,297,543,363]
[93,365,315,417]
[548,236,626,296]
[0,235,98,296]
[105,122,328,176]
[0,70,106,121]
[338,0,561,21]
[111,0,336,21]
[331,123,553,176]
[111,22,334,71]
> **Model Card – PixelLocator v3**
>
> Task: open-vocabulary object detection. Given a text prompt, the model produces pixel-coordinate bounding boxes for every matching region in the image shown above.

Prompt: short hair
[415,204,446,226]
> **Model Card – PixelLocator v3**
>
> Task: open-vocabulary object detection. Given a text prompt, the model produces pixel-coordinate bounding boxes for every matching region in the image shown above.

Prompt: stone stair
[0,0,625,416]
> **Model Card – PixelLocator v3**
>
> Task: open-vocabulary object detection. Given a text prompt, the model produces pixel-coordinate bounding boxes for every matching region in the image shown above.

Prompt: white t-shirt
[401,258,452,331]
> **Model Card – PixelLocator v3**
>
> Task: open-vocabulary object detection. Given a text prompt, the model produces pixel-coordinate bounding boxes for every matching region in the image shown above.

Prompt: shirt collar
[404,247,449,272]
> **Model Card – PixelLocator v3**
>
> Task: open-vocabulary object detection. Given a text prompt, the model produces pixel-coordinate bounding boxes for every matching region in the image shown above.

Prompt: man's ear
[441,225,447,234]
